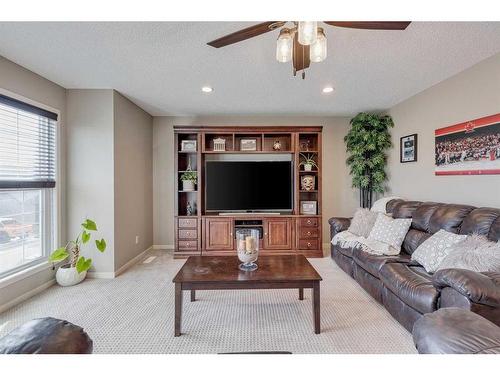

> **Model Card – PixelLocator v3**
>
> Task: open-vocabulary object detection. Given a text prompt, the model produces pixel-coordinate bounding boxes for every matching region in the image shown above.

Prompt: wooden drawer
[299,217,319,227]
[178,218,197,228]
[178,229,198,239]
[299,227,319,239]
[178,240,197,250]
[298,239,319,250]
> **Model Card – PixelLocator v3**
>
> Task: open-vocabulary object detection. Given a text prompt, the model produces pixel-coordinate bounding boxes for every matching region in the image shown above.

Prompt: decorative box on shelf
[213,138,226,151]
[300,201,317,215]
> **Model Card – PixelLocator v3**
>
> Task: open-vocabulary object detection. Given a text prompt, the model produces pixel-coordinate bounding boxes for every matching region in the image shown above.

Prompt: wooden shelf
[202,150,294,154]
[299,170,319,173]
[178,190,197,193]
[300,190,318,193]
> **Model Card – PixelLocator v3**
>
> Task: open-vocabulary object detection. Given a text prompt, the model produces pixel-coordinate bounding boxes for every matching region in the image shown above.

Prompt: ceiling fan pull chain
[302,71,305,80]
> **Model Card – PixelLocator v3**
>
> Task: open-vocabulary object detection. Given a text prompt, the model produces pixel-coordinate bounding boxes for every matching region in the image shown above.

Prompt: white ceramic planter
[182,180,195,191]
[304,164,313,172]
[56,265,87,287]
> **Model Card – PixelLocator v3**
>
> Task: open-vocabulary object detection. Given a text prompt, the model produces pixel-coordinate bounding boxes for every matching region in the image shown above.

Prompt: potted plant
[299,153,318,171]
[180,170,197,191]
[344,112,393,208]
[49,219,106,287]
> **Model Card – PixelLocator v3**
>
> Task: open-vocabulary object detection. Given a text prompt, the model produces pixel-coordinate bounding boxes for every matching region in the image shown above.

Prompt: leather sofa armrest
[433,269,500,308]
[328,217,351,239]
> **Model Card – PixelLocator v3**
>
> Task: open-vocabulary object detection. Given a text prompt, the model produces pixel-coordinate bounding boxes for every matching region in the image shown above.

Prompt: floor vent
[143,256,157,264]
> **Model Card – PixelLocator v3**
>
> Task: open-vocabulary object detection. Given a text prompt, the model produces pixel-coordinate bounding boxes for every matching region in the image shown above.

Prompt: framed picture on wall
[400,134,418,163]
[435,113,500,175]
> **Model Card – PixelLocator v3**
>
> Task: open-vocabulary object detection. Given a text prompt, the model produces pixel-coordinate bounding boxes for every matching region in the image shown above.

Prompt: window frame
[0,88,61,283]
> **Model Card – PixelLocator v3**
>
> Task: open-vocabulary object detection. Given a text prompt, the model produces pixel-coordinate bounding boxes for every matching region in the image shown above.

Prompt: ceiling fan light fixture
[201,86,213,93]
[322,86,334,94]
[298,21,317,46]
[310,27,327,62]
[276,28,293,63]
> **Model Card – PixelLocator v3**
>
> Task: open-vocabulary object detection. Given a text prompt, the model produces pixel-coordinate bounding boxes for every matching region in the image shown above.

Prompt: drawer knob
[307,242,311,247]
[307,220,311,224]
[307,231,311,235]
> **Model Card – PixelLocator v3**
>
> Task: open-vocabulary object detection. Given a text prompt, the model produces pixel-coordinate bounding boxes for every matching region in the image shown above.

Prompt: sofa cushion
[460,207,500,236]
[337,244,357,258]
[489,216,500,242]
[379,263,439,314]
[411,229,467,273]
[411,202,442,232]
[402,229,432,255]
[392,201,422,219]
[437,234,500,273]
[428,204,475,234]
[367,214,412,254]
[353,249,410,278]
[386,199,405,215]
[348,208,379,237]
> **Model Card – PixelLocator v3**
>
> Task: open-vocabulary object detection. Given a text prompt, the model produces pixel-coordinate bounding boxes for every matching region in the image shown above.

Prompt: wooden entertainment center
[174,126,323,258]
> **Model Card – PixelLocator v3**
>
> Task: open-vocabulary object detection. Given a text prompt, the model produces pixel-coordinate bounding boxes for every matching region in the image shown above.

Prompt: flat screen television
[205,161,293,212]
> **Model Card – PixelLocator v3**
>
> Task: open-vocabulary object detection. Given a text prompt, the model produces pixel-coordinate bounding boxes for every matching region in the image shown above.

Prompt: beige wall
[66,89,116,275]
[113,91,153,270]
[387,52,500,207]
[0,56,67,310]
[153,116,358,252]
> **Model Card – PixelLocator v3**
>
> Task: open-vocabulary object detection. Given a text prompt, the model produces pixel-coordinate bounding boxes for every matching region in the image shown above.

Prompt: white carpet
[0,250,417,353]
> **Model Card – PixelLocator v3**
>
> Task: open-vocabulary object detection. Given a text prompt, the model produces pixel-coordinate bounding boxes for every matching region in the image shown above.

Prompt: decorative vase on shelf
[237,229,259,271]
[301,175,315,191]
[273,140,282,151]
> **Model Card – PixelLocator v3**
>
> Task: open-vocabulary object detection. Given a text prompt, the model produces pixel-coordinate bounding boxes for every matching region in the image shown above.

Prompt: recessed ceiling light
[322,86,334,94]
[201,86,213,93]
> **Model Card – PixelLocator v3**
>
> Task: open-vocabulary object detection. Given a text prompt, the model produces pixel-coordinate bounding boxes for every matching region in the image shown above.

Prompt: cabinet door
[204,218,233,251]
[264,218,293,250]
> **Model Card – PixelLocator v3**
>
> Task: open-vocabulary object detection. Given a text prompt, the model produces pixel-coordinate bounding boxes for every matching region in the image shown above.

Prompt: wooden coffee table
[172,255,322,336]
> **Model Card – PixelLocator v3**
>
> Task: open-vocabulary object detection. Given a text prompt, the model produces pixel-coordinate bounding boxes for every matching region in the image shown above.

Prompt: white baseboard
[153,244,174,250]
[114,246,153,277]
[87,246,154,279]
[0,279,56,314]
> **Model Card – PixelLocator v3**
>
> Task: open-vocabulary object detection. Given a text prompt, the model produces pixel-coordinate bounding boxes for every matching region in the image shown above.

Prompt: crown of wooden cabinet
[174,126,323,258]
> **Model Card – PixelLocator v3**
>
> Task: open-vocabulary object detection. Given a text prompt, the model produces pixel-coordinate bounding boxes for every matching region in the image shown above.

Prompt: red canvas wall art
[435,113,500,175]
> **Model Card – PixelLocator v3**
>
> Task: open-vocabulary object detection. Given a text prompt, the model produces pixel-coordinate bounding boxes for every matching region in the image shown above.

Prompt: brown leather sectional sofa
[329,199,500,332]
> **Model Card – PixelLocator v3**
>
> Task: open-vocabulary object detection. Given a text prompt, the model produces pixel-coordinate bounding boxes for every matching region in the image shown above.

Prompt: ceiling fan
[208,21,411,79]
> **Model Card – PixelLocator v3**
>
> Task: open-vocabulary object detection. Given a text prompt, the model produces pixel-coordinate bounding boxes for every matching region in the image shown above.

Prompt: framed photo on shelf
[400,134,417,163]
[181,140,197,152]
[240,138,257,151]
[300,201,317,215]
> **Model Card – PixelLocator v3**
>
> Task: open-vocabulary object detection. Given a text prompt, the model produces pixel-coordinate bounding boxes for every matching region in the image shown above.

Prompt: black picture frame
[400,134,418,163]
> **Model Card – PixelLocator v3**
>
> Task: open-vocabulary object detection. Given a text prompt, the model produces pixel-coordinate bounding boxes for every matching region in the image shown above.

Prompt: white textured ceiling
[0,22,499,116]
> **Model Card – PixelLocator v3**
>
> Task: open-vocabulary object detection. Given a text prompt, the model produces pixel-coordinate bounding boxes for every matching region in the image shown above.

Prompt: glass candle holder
[236,229,259,271]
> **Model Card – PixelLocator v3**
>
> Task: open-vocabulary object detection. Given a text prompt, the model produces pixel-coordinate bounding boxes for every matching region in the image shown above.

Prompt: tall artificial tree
[344,112,394,208]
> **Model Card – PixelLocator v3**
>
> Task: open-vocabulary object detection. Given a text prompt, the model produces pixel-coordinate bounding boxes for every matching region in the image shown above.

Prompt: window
[0,94,57,278]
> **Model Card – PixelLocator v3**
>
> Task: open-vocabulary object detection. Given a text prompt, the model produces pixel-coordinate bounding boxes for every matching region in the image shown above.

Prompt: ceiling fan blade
[207,21,285,48]
[323,21,411,30]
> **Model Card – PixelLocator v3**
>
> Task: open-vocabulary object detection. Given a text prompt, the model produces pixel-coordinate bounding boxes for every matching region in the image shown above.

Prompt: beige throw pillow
[347,208,379,238]
[411,229,467,273]
[437,234,500,273]
[367,214,412,252]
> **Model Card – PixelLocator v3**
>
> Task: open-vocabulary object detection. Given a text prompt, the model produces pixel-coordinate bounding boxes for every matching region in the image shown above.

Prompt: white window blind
[0,94,57,189]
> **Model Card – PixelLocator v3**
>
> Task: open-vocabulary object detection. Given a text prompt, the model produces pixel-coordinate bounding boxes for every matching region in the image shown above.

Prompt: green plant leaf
[82,230,91,244]
[82,219,97,231]
[76,256,92,274]
[95,238,106,252]
[49,247,69,262]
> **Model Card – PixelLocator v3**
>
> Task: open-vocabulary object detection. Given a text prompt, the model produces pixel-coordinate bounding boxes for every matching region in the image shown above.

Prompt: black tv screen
[205,161,293,212]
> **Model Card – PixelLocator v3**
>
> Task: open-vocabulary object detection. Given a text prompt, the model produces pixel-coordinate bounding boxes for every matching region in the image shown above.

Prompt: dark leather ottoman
[412,308,500,354]
[0,317,93,354]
